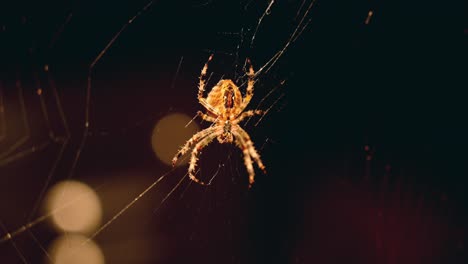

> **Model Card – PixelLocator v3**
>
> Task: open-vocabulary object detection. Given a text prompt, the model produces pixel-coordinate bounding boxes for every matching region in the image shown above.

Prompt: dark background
[0,0,466,263]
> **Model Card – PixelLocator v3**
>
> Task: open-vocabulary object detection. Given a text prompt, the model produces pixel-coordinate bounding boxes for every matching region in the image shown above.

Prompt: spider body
[206,79,242,115]
[219,120,233,144]
[172,55,266,188]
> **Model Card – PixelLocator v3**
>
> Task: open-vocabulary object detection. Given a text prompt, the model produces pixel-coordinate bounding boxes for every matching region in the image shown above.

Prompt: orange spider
[172,55,266,188]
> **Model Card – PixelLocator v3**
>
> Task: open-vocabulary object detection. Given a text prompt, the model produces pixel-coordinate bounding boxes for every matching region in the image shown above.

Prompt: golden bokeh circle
[151,113,200,166]
[47,234,105,264]
[44,180,102,234]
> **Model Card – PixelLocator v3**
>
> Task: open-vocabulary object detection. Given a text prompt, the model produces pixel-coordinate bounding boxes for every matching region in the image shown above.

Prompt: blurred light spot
[37,88,42,95]
[44,64,49,72]
[365,10,374,25]
[44,180,102,234]
[47,234,104,264]
[151,113,200,166]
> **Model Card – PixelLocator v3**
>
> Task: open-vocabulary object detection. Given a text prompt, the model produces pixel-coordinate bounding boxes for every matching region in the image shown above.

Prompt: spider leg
[234,110,264,123]
[238,58,255,114]
[198,54,213,96]
[172,126,217,166]
[232,133,256,188]
[233,125,266,174]
[197,111,217,123]
[198,54,219,115]
[188,130,222,186]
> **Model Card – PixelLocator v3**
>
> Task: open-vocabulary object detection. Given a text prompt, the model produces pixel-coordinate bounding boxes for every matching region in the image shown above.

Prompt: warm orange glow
[47,234,105,264]
[44,180,102,234]
[365,10,374,25]
[151,113,199,166]
[37,88,42,95]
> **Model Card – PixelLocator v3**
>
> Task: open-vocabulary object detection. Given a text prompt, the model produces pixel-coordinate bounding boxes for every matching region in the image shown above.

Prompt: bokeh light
[44,180,102,234]
[151,113,200,166]
[47,234,105,264]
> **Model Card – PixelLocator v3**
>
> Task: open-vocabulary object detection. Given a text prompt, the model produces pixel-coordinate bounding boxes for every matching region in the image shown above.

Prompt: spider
[172,55,266,188]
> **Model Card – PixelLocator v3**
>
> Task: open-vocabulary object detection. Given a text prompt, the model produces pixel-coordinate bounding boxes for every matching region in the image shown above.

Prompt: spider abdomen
[206,80,242,114]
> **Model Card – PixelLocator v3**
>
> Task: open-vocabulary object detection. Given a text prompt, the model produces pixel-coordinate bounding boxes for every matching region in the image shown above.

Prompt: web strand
[255,0,317,76]
[26,67,71,221]
[0,79,30,160]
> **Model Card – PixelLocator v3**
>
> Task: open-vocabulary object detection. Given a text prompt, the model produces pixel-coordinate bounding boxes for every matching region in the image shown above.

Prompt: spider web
[1,0,467,263]
[0,1,318,263]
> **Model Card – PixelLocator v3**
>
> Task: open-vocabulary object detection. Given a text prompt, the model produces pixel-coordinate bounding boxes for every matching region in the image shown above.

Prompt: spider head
[218,132,233,144]
[217,121,233,143]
